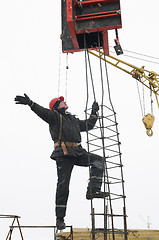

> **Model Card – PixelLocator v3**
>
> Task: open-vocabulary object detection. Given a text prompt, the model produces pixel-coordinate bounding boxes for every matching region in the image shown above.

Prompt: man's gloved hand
[14,93,33,106]
[91,101,99,115]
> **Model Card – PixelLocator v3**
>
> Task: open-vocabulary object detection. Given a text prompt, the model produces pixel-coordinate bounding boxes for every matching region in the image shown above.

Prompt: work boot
[86,190,109,200]
[56,217,66,230]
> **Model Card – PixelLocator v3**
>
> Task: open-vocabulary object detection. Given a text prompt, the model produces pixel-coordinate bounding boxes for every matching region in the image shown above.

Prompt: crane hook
[142,113,155,137]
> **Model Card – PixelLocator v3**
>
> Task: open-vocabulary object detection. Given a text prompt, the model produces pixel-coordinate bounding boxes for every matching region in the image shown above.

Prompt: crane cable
[84,40,111,239]
[120,48,159,61]
[84,33,117,238]
[136,79,145,118]
[86,49,96,102]
[97,36,113,238]
[58,48,69,101]
[109,47,159,65]
[150,86,153,116]
[83,34,128,238]
[65,53,69,102]
[84,35,95,238]
[111,45,156,137]
[58,46,61,97]
[102,38,127,237]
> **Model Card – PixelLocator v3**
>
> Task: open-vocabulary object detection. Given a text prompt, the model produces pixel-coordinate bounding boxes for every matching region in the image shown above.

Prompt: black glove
[91,101,99,115]
[14,93,33,106]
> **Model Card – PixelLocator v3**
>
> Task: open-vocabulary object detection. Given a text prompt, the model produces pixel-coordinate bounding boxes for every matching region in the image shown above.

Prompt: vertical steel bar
[54,227,56,240]
[97,38,116,240]
[70,225,73,240]
[104,205,108,240]
[16,218,24,240]
[84,35,96,240]
[91,208,96,240]
[123,207,128,240]
[110,208,115,240]
[6,218,16,240]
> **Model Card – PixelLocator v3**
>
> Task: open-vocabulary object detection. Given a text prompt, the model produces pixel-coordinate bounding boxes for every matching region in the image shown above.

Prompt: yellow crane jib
[142,113,155,137]
[88,50,159,136]
[88,50,159,109]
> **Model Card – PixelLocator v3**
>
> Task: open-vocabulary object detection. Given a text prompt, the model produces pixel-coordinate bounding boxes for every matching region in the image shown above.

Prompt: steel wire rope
[87,40,110,239]
[122,54,159,65]
[84,35,128,239]
[110,47,156,121]
[103,47,128,240]
[150,88,153,116]
[86,49,96,101]
[84,34,95,240]
[96,34,115,240]
[142,83,146,116]
[121,54,159,65]
[109,47,159,65]
[121,48,159,61]
[58,46,69,101]
[84,37,110,240]
[65,53,69,102]
[136,80,144,118]
[85,41,113,239]
[109,51,159,65]
[109,47,157,119]
[58,44,61,97]
[85,36,111,240]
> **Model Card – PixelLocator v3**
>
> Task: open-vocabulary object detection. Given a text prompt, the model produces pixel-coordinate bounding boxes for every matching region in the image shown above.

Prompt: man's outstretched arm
[15,93,33,106]
[15,93,56,125]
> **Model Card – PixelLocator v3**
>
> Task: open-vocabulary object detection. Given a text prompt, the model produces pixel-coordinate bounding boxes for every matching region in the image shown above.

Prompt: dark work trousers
[55,152,104,218]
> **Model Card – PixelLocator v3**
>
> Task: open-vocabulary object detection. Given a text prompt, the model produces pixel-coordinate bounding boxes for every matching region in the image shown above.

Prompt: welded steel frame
[0,215,24,240]
[85,105,128,240]
[83,41,128,239]
[7,224,73,240]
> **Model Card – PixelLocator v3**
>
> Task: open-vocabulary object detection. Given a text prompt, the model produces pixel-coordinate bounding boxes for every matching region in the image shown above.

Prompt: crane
[60,0,157,239]
[61,0,158,135]
[88,50,159,136]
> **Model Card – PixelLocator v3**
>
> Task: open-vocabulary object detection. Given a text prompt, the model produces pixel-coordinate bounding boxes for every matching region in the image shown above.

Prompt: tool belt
[54,141,79,155]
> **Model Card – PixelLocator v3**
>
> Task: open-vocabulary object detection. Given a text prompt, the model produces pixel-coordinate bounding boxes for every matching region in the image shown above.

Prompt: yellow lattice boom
[89,50,159,108]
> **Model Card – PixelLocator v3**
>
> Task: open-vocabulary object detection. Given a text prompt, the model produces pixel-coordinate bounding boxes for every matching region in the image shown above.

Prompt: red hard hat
[49,96,64,110]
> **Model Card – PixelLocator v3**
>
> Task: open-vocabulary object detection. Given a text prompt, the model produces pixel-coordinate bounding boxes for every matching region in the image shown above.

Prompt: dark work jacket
[31,103,97,160]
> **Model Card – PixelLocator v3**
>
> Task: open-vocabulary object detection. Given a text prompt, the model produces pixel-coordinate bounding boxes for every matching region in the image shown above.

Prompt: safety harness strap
[56,114,69,155]
[55,113,79,155]
[59,113,63,141]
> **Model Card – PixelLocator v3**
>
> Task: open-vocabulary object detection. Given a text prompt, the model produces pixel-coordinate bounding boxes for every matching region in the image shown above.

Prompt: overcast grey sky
[0,0,159,238]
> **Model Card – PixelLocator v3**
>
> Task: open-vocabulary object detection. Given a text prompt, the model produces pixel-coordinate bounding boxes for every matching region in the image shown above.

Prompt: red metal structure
[61,0,122,55]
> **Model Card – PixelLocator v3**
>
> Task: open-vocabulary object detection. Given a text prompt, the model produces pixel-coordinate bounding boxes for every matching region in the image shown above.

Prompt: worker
[14,94,109,230]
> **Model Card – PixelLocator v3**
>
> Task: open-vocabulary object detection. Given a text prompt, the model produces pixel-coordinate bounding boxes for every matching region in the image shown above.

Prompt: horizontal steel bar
[10,225,72,229]
[92,228,127,235]
[76,11,119,22]
[0,215,20,218]
[76,0,119,7]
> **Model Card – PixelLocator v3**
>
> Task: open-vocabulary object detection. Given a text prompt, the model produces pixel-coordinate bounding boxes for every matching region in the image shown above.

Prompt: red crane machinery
[61,0,123,55]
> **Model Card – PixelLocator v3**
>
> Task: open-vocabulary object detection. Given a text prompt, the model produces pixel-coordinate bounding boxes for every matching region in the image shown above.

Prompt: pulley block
[142,113,155,137]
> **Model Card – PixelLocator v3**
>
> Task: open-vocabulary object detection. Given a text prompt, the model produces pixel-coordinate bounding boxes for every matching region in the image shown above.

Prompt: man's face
[58,101,68,111]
